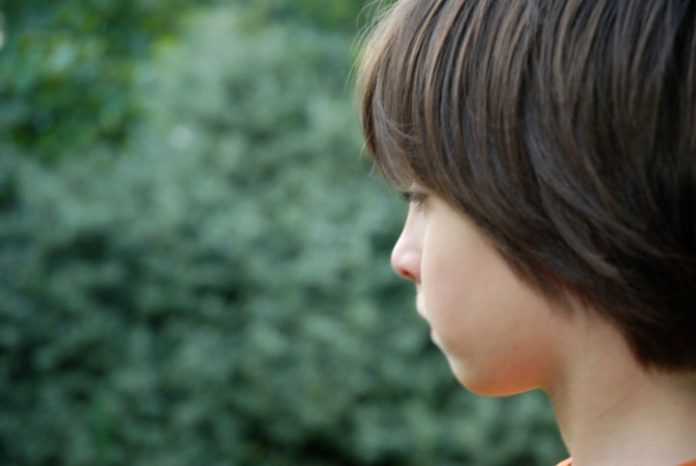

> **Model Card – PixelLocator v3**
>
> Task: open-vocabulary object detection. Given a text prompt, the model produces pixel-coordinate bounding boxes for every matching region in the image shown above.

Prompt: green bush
[226,0,371,31]
[0,5,566,465]
[0,0,212,158]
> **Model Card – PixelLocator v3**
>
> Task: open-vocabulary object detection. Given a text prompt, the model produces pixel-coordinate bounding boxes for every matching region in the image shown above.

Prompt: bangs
[356,0,425,189]
[356,0,537,204]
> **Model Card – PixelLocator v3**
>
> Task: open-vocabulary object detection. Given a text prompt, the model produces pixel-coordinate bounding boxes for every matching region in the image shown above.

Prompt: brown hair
[357,0,696,370]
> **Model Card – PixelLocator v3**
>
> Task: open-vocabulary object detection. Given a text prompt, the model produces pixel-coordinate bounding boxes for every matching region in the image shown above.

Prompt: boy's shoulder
[557,458,696,466]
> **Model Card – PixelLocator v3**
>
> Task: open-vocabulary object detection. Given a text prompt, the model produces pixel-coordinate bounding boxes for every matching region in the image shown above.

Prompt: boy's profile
[356,0,696,464]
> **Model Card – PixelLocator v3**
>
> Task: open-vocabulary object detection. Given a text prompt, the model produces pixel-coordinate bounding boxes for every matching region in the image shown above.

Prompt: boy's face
[391,189,574,395]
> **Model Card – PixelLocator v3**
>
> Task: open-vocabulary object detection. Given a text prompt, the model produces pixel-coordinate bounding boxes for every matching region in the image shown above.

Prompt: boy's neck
[546,316,696,466]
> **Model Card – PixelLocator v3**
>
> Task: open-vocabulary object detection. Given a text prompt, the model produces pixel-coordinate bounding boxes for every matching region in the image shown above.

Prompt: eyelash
[400,191,428,208]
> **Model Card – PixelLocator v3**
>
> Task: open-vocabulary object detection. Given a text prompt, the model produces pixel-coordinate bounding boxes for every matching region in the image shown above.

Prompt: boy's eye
[400,190,428,209]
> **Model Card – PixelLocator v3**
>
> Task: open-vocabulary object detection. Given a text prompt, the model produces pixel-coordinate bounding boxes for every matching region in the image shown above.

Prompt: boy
[356,0,696,464]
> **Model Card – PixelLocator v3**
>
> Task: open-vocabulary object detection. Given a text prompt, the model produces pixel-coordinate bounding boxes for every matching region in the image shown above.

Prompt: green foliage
[0,0,211,158]
[0,3,566,465]
[227,0,372,31]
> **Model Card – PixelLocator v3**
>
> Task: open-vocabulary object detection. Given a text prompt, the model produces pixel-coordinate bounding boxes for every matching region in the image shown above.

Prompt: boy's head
[357,0,696,371]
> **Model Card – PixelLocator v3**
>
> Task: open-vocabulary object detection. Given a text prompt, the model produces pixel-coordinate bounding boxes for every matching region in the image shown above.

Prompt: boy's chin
[446,357,538,398]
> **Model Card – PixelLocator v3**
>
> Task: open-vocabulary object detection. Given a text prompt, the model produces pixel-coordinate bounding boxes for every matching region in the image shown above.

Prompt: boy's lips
[415,291,428,320]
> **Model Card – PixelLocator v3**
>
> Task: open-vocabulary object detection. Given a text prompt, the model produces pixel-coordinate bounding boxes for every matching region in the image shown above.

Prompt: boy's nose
[390,227,421,283]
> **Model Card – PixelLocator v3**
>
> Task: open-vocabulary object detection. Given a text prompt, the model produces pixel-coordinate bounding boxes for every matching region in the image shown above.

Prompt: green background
[0,1,566,464]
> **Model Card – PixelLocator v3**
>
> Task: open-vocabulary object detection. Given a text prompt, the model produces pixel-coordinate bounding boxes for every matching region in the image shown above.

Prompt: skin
[391,188,575,396]
[390,187,696,465]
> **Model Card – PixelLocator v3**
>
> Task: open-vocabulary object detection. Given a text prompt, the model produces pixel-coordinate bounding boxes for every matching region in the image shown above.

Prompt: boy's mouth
[415,292,428,321]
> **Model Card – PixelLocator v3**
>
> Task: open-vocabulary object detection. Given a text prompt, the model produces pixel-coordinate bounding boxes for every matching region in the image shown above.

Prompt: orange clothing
[557,458,696,466]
